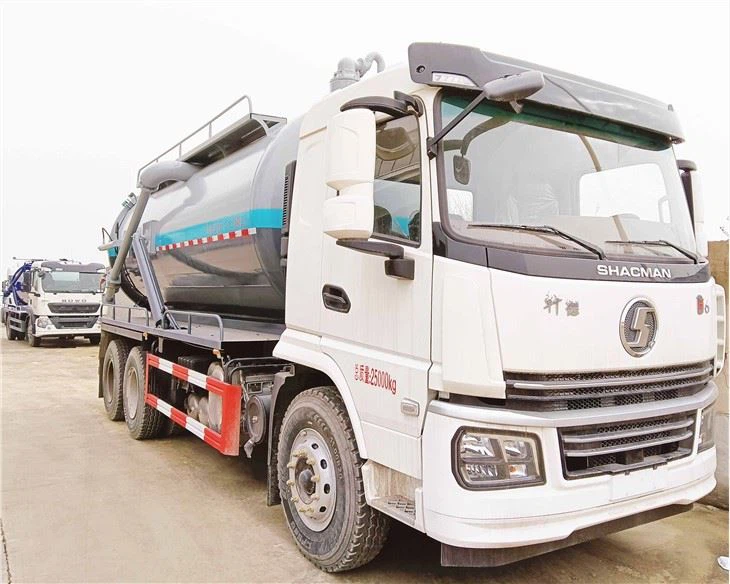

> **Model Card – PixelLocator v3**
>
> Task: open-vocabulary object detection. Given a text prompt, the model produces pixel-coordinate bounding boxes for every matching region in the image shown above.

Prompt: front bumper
[34,320,101,338]
[421,382,717,550]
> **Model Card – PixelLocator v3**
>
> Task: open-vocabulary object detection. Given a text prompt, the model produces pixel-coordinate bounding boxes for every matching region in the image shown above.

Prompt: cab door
[319,111,432,478]
[29,270,41,312]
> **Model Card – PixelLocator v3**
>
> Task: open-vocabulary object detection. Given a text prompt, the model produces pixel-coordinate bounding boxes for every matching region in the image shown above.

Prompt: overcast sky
[1,1,728,276]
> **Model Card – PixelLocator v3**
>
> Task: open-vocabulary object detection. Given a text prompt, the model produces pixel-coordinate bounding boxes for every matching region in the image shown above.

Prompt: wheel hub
[287,428,336,532]
[103,360,114,403]
[296,468,316,496]
[125,367,140,419]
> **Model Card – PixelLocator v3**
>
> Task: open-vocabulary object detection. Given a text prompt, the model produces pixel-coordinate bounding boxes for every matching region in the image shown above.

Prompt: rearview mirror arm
[341,91,423,119]
[427,90,487,159]
[428,70,544,158]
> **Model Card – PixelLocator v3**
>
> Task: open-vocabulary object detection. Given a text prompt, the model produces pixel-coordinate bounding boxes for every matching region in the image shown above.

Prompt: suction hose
[104,160,198,303]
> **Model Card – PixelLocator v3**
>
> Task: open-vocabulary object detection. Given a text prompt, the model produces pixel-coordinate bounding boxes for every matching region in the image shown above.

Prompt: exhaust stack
[330,52,385,92]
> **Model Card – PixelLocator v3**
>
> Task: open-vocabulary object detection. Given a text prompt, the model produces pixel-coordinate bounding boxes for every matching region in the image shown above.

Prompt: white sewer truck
[97,43,726,571]
[4,259,104,346]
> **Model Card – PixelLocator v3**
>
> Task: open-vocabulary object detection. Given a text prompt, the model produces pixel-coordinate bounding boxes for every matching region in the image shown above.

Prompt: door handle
[322,285,351,313]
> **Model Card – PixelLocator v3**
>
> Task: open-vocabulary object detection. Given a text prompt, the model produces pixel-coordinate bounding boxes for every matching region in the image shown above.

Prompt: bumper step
[440,504,692,567]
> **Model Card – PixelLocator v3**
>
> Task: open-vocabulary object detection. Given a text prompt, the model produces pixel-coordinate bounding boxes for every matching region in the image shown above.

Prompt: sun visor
[408,42,683,141]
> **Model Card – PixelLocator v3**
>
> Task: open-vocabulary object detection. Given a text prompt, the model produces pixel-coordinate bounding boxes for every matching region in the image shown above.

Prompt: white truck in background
[97,43,726,571]
[3,259,105,346]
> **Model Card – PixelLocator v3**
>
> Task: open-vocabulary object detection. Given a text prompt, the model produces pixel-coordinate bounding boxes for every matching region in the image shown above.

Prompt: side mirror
[678,160,707,257]
[21,271,31,292]
[323,109,376,239]
[483,70,545,113]
[483,70,545,102]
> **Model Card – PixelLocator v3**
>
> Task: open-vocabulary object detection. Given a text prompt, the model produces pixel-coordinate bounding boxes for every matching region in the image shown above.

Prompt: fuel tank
[114,118,302,321]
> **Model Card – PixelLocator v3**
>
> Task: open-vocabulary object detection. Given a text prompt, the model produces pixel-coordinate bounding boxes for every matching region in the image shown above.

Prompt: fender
[273,328,368,459]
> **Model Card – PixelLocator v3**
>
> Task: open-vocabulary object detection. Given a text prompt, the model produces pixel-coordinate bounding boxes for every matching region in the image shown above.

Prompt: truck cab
[4,260,105,346]
[275,43,725,565]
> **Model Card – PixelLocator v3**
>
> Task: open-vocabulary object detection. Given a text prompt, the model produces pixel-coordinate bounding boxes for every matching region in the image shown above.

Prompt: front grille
[505,360,712,411]
[48,303,100,314]
[49,316,98,329]
[559,411,696,479]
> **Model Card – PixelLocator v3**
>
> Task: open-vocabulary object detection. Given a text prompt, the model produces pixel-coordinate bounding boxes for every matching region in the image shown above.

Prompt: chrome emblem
[620,299,658,357]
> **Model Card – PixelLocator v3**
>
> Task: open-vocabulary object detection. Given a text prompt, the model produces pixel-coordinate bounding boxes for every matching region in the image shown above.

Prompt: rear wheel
[123,347,164,439]
[277,387,390,572]
[87,335,101,346]
[157,416,177,438]
[102,339,132,421]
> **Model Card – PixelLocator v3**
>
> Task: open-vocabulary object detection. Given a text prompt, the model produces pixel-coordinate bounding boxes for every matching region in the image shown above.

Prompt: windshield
[39,271,103,293]
[439,92,697,261]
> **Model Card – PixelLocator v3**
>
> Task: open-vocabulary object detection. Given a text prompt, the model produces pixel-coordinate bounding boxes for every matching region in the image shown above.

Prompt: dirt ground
[1,337,728,583]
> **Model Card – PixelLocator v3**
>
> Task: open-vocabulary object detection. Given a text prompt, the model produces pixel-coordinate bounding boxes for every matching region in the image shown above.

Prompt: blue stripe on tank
[154,209,283,247]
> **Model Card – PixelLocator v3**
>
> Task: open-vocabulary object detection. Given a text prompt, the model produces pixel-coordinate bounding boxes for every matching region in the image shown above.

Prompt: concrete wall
[702,240,729,509]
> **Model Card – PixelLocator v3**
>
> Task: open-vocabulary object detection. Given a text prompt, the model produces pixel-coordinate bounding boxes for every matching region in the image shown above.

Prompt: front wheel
[26,321,41,347]
[277,387,390,572]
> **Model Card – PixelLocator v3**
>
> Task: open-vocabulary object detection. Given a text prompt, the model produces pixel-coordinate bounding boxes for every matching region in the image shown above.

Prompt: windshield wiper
[467,223,606,259]
[604,239,699,263]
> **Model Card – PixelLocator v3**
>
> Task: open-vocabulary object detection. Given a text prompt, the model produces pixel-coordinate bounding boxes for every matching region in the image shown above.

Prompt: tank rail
[162,309,225,341]
[100,302,283,350]
[136,93,253,182]
[102,303,151,325]
[145,354,242,455]
[101,304,225,339]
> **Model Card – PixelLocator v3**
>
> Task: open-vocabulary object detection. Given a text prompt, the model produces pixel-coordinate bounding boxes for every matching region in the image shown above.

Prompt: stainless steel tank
[112,118,302,321]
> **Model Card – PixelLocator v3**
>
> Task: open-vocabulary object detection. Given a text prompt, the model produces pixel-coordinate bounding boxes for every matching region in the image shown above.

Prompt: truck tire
[87,335,101,346]
[157,416,177,438]
[102,339,132,421]
[26,320,41,347]
[123,347,164,439]
[277,387,390,572]
[5,318,20,341]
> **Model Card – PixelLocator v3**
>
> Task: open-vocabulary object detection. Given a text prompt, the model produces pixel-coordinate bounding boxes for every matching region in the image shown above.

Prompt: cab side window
[22,271,32,292]
[373,114,422,244]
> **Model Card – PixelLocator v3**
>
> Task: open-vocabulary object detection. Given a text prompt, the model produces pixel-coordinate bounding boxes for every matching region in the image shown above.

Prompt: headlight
[698,404,716,453]
[454,428,544,489]
[36,316,51,329]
